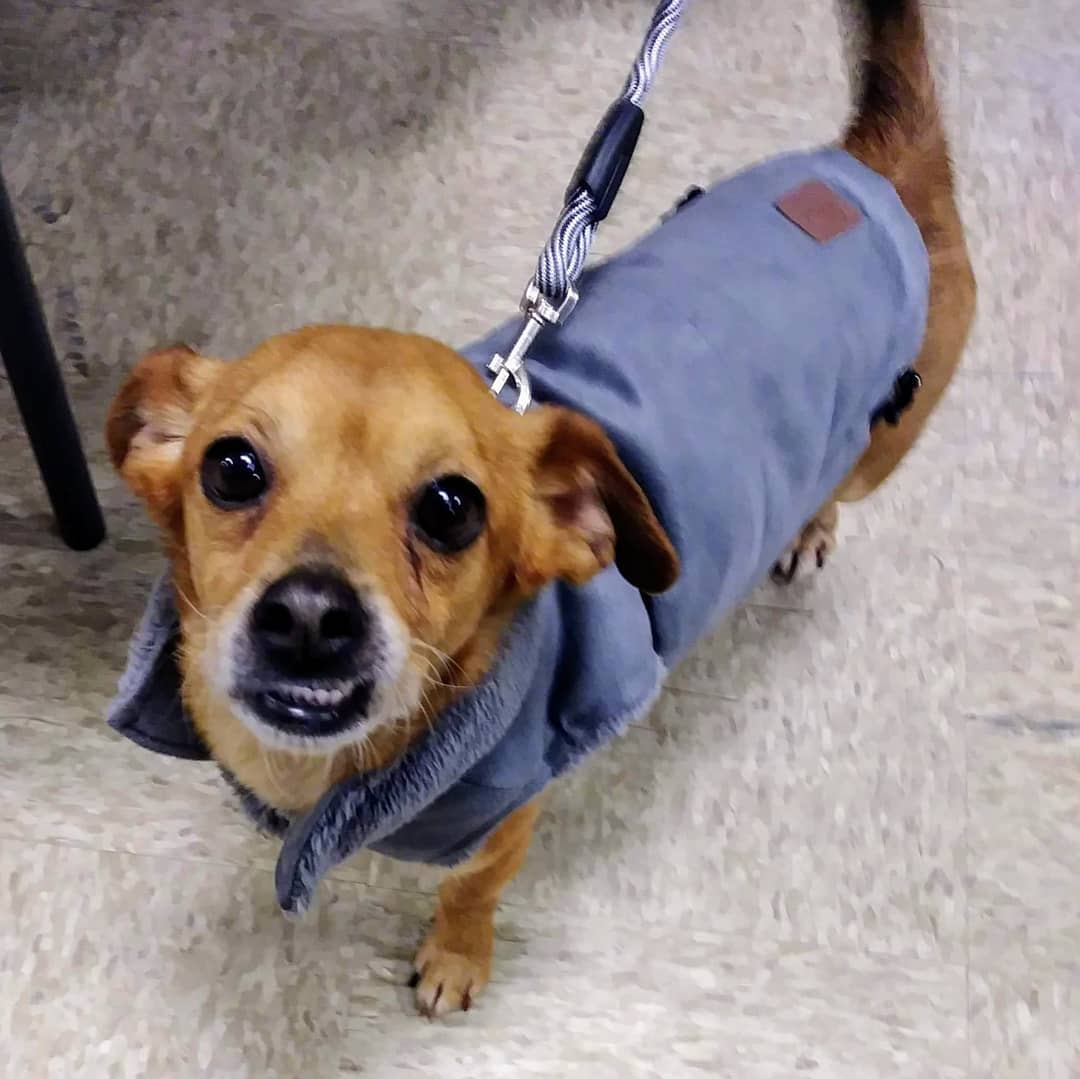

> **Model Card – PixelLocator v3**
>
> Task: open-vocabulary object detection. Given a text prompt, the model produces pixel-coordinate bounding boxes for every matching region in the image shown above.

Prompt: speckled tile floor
[0,0,1077,1075]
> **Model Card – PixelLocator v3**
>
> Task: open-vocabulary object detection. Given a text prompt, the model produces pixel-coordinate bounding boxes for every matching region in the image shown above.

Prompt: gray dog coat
[108,147,929,915]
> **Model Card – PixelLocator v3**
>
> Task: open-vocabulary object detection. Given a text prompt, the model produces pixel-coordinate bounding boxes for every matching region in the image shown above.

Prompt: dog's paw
[771,514,838,585]
[409,930,491,1018]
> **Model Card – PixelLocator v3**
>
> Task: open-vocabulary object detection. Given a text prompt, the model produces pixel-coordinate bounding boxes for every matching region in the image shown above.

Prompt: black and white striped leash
[488,0,688,413]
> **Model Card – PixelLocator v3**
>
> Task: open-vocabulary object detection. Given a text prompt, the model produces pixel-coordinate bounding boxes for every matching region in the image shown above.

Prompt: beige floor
[1,0,1077,1075]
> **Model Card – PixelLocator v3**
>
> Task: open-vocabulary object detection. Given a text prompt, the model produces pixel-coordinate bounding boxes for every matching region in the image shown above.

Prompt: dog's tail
[833,0,976,504]
[843,0,948,200]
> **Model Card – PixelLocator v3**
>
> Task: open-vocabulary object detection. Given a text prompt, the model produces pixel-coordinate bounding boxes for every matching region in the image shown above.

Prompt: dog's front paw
[771,509,838,585]
[409,924,492,1018]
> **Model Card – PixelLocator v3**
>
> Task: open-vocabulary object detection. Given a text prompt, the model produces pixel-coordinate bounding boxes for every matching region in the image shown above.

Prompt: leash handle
[534,0,687,306]
[489,0,688,413]
[566,100,645,224]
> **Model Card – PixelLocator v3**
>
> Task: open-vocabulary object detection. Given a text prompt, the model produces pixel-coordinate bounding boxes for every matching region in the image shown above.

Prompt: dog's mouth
[240,677,374,738]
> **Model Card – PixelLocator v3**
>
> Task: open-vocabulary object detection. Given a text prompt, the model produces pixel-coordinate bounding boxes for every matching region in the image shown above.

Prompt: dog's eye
[411,475,486,554]
[200,437,268,508]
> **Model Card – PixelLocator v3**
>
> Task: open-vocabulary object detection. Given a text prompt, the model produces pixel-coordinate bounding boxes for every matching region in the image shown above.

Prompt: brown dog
[106,0,973,1017]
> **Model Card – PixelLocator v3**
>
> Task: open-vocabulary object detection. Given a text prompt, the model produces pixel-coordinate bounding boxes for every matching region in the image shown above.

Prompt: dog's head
[106,326,678,763]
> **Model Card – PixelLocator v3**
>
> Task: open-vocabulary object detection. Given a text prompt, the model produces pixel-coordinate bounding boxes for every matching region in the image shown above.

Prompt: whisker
[408,645,471,692]
[174,581,212,622]
[410,640,466,678]
[415,665,471,693]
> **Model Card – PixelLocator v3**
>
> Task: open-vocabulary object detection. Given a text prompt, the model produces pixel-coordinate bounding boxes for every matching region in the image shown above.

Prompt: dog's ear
[515,406,679,595]
[105,344,221,531]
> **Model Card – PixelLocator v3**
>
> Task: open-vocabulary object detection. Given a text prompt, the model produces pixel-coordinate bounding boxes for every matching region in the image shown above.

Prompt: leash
[488,0,688,414]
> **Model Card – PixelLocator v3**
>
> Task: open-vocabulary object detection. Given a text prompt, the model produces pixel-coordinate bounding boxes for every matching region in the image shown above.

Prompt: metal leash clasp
[488,282,578,415]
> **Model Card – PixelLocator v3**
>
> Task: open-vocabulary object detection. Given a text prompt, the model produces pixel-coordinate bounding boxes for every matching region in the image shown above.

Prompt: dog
[106,0,974,1017]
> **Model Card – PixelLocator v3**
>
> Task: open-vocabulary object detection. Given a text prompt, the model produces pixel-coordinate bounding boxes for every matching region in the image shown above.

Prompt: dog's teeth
[274,683,352,707]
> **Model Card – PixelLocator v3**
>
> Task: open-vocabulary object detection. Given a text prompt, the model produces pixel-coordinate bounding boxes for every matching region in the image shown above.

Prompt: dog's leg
[410,796,542,1018]
[772,302,965,586]
[773,273,971,587]
[773,278,970,586]
[771,501,839,583]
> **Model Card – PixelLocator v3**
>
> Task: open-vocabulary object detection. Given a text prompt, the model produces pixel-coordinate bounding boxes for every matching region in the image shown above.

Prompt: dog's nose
[251,567,368,675]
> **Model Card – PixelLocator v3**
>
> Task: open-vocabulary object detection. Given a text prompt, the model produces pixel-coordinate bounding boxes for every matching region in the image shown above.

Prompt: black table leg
[0,169,105,550]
